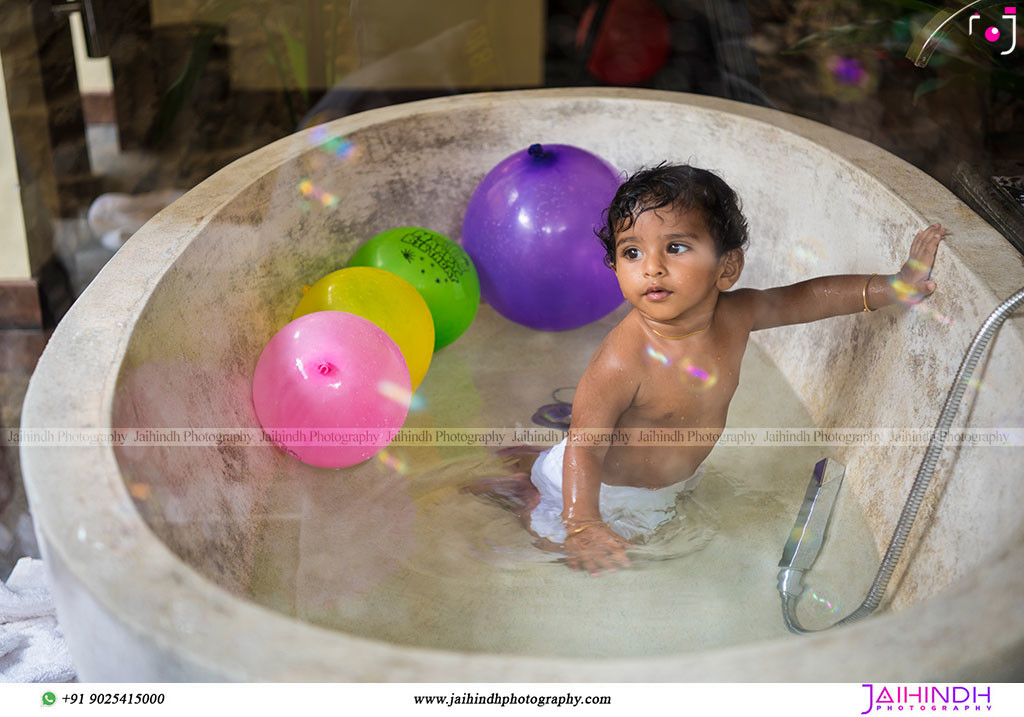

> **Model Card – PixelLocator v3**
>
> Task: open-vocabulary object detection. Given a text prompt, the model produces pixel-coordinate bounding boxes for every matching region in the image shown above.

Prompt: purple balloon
[461,144,623,331]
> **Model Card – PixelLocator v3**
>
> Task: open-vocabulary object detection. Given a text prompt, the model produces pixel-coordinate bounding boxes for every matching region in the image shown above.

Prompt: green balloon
[348,227,480,350]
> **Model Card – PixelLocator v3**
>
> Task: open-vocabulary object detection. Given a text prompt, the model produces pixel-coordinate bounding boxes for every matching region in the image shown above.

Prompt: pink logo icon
[969,7,1018,54]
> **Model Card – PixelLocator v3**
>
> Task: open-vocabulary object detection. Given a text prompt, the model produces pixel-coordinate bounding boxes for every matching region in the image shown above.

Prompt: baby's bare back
[598,293,752,488]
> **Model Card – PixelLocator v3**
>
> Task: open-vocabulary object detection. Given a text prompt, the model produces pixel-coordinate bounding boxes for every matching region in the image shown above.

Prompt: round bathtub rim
[19,87,1024,680]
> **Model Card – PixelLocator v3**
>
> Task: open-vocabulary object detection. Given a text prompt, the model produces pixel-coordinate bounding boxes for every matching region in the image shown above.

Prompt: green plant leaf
[150,24,219,144]
[149,0,239,143]
[787,20,906,53]
[262,29,299,128]
[280,25,309,100]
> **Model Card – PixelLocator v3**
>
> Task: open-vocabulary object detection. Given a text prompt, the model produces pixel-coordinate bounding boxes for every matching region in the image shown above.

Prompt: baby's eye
[622,247,640,260]
[667,243,689,254]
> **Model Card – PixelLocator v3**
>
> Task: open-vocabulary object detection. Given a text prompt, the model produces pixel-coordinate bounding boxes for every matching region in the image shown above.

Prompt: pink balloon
[252,311,411,469]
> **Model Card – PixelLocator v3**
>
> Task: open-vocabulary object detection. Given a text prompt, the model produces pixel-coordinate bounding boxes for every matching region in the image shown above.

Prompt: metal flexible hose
[782,287,1024,634]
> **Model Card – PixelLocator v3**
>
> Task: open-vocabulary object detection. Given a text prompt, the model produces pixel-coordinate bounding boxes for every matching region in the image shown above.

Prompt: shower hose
[780,286,1024,634]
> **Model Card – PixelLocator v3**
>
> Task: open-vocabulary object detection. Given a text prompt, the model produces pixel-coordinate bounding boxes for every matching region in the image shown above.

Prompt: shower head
[777,457,846,597]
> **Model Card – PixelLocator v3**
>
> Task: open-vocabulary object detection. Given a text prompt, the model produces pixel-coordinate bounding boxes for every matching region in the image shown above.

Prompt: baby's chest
[631,349,743,423]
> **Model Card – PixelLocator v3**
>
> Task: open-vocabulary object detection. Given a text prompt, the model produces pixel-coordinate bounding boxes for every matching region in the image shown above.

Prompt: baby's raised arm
[561,341,639,575]
[734,223,946,331]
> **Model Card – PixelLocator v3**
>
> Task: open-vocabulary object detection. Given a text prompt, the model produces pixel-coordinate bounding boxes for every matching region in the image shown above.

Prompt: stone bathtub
[20,89,1024,680]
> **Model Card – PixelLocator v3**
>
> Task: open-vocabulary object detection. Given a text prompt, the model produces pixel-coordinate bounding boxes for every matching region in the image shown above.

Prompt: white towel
[0,558,76,683]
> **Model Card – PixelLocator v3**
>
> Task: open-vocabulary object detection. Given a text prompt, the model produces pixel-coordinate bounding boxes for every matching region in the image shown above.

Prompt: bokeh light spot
[297,176,339,209]
[377,449,409,475]
[645,345,670,365]
[807,587,841,618]
[309,125,360,160]
[378,380,426,411]
[680,358,717,389]
[890,276,924,305]
[790,236,826,273]
[829,56,867,85]
[911,302,954,326]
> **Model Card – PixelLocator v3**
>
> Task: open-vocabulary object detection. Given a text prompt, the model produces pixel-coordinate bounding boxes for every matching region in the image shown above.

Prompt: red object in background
[577,0,671,85]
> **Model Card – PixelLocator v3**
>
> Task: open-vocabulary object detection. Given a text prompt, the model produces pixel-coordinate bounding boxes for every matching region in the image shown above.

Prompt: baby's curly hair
[597,163,750,268]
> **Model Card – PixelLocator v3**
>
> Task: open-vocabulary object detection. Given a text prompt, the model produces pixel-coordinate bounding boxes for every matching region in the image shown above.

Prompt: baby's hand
[562,522,633,576]
[892,223,947,304]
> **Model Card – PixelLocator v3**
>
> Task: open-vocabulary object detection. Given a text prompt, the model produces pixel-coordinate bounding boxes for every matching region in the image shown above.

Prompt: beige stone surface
[20,88,1024,680]
[0,50,30,280]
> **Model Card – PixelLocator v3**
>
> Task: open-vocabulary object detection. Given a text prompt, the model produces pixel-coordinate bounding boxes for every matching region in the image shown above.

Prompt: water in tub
[247,302,880,657]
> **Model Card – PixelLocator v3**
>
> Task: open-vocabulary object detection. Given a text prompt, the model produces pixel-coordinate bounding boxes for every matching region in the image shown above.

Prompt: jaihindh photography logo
[860,684,993,713]
[968,6,1017,55]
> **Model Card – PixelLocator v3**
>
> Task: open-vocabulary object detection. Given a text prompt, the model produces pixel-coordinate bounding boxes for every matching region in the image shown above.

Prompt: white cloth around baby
[528,437,705,543]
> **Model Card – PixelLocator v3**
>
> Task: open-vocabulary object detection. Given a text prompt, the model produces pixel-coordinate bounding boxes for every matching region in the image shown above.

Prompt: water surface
[249,304,880,657]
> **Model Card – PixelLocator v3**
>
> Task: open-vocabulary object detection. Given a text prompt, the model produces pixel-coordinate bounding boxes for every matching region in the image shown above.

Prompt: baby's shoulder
[717,288,754,315]
[714,289,758,335]
[576,317,644,404]
[592,312,648,371]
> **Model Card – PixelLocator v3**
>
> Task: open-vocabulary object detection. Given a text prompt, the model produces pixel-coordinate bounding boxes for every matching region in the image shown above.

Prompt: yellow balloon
[293,267,434,390]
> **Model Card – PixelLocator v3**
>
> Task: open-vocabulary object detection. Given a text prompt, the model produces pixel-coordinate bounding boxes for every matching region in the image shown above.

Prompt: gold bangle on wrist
[564,521,607,538]
[862,273,878,312]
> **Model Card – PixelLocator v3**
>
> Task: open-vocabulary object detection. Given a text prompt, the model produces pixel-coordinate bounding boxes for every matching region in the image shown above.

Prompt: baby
[467,163,946,576]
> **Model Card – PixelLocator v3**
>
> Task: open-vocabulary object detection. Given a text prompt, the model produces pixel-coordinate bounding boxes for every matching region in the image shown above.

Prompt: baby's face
[611,206,724,321]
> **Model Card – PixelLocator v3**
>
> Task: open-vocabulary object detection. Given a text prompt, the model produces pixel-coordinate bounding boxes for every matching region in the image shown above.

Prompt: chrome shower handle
[777,457,846,597]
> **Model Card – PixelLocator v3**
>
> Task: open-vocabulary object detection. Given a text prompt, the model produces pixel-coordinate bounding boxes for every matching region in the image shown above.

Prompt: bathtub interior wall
[108,95,1023,619]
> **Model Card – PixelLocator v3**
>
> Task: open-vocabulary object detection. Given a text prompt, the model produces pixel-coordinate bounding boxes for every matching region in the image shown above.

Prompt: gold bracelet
[564,521,607,538]
[862,273,878,312]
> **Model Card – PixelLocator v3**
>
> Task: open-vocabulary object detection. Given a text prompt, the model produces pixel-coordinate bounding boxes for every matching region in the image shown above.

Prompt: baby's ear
[716,249,744,290]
